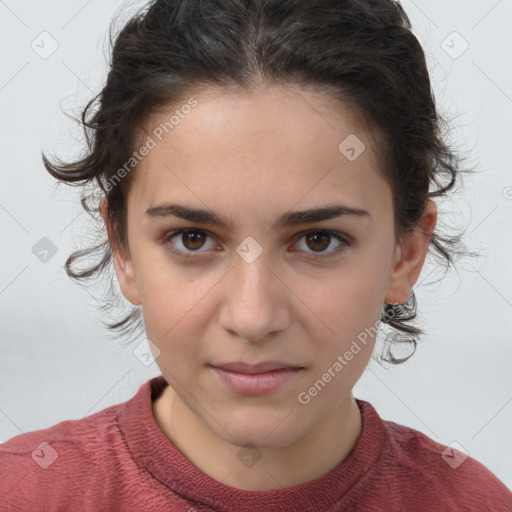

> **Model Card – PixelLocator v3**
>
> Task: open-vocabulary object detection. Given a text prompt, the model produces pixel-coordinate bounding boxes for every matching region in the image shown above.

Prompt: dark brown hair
[42,0,475,364]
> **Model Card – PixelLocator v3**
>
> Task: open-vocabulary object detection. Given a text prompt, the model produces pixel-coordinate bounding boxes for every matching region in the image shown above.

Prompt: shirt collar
[116,375,385,512]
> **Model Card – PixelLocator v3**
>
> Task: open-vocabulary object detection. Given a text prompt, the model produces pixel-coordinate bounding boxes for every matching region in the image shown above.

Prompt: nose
[218,252,290,343]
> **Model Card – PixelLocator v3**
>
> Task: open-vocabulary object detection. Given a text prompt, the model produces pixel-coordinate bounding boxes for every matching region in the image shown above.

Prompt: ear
[100,198,141,305]
[385,199,437,304]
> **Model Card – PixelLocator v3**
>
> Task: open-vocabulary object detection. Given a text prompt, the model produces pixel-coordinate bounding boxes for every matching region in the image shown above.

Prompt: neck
[152,384,362,491]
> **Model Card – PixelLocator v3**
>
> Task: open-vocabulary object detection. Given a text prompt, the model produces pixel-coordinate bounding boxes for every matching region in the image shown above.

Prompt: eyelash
[160,228,352,261]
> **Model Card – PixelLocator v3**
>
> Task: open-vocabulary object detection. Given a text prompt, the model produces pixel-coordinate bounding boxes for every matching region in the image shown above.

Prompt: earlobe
[100,199,142,306]
[385,199,437,305]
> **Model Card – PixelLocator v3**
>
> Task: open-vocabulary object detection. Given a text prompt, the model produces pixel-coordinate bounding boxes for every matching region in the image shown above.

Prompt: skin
[100,83,437,491]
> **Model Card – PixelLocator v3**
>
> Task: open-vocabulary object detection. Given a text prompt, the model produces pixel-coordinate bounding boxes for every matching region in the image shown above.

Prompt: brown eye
[162,229,218,257]
[293,230,351,260]
[305,232,331,252]
[161,228,351,261]
[180,230,207,250]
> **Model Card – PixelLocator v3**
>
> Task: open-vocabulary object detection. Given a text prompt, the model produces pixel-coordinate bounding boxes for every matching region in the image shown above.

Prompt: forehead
[127,84,389,218]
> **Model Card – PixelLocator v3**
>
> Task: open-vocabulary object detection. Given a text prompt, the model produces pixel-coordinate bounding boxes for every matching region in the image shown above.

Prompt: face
[104,84,435,449]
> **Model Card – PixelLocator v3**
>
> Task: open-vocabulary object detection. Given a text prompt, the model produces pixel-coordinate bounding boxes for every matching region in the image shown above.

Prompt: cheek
[133,246,198,319]
[305,265,387,335]
[295,246,392,367]
[344,233,395,310]
[135,262,218,366]
[302,288,378,408]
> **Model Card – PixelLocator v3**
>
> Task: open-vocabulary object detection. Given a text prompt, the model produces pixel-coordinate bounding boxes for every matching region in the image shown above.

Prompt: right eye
[161,229,220,258]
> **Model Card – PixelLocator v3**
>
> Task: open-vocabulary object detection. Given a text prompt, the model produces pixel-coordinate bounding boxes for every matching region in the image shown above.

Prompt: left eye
[161,229,350,259]
[292,230,350,259]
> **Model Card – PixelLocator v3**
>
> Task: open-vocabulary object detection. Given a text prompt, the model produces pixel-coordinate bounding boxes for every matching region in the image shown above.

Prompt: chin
[213,411,305,450]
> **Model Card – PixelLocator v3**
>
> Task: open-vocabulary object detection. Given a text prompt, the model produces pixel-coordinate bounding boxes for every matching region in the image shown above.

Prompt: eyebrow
[145,202,371,230]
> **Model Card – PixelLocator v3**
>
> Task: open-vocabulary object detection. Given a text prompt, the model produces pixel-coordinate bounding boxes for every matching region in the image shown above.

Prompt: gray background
[1,0,511,490]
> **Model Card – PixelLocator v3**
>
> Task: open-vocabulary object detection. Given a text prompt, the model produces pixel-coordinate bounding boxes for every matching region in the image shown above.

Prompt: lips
[210,361,304,374]
[209,361,305,395]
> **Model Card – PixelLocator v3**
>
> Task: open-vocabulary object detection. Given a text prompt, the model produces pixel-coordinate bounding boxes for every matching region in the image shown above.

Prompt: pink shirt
[1,375,511,511]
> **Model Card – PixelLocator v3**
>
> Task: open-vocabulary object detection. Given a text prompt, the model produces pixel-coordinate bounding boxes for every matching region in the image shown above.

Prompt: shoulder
[0,398,129,510]
[379,413,512,511]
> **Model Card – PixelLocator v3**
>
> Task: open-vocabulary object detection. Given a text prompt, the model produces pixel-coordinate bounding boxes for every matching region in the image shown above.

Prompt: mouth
[210,360,305,374]
[208,361,305,395]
